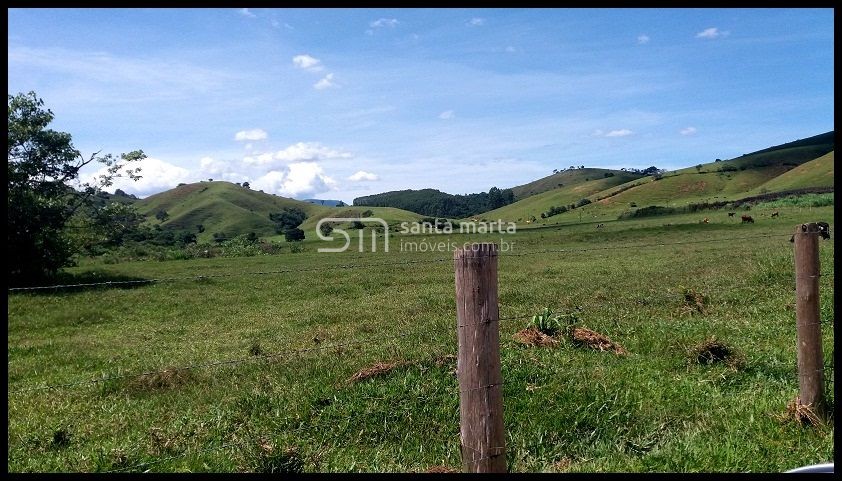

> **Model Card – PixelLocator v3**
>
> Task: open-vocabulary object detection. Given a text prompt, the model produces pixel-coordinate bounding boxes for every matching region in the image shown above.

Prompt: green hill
[135,181,424,242]
[752,151,834,194]
[136,181,325,241]
[475,131,833,225]
[477,172,643,222]
[509,167,644,200]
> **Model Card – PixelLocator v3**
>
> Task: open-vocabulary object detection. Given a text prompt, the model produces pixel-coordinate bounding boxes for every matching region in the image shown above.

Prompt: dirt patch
[679,180,708,193]
[679,287,708,315]
[688,337,743,368]
[570,327,627,355]
[346,360,408,385]
[425,465,459,473]
[433,354,457,367]
[513,328,560,347]
[128,367,193,392]
[553,457,573,472]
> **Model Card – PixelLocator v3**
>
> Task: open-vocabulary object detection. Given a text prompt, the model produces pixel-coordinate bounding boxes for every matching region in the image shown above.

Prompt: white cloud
[438,110,455,120]
[244,142,352,167]
[370,18,398,28]
[348,170,379,181]
[200,156,229,175]
[680,127,698,136]
[251,162,337,198]
[238,8,256,18]
[593,128,633,137]
[467,18,485,26]
[605,129,633,137]
[696,27,728,39]
[234,128,268,141]
[314,73,336,90]
[292,54,323,71]
[637,34,650,44]
[84,157,191,197]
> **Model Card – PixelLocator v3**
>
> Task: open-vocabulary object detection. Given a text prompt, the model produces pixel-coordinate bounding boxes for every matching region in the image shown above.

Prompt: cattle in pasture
[596,223,604,228]
[741,215,754,223]
[728,212,735,217]
[771,211,780,218]
[703,217,709,224]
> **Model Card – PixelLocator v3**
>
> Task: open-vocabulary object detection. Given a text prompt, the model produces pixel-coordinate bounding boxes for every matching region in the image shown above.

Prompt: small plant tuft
[529,307,561,336]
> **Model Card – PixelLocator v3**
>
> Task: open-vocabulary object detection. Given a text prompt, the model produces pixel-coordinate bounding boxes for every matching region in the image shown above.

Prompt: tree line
[353,187,515,218]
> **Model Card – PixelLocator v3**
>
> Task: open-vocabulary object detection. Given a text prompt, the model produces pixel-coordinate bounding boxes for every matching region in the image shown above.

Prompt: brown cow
[741,215,754,223]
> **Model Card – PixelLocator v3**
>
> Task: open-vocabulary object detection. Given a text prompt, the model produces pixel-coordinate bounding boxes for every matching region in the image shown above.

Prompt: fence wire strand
[8,232,800,292]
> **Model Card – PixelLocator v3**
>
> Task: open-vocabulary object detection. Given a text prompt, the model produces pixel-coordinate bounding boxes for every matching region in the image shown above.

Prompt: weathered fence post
[792,223,826,418]
[454,243,506,473]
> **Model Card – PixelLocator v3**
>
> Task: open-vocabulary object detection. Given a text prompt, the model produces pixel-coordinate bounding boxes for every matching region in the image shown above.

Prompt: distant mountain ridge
[303,199,344,207]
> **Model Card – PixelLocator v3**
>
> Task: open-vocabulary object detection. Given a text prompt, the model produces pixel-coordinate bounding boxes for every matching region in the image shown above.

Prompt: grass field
[7,203,834,473]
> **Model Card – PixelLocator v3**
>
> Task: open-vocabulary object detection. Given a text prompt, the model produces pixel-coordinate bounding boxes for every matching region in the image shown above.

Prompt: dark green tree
[8,91,144,282]
[284,228,305,242]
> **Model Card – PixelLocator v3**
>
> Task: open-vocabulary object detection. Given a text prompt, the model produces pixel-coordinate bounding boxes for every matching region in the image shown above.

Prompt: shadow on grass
[9,270,155,295]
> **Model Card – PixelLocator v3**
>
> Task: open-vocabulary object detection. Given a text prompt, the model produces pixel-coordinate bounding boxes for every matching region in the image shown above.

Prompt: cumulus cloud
[314,73,336,90]
[605,129,633,137]
[292,54,323,71]
[438,110,455,120]
[234,128,268,141]
[637,34,650,44]
[251,162,337,198]
[696,27,728,39]
[370,18,398,28]
[84,157,192,197]
[348,170,379,182]
[467,17,485,26]
[680,126,698,136]
[243,142,352,167]
[238,8,256,18]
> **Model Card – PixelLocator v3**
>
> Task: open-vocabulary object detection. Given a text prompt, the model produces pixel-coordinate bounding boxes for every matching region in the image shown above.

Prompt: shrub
[575,198,592,208]
[284,228,305,242]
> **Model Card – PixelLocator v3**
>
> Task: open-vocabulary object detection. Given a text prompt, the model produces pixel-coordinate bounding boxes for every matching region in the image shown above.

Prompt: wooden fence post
[454,243,506,473]
[792,223,826,418]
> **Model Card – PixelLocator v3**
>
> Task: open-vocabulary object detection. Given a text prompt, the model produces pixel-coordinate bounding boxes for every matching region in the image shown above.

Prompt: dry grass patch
[424,465,459,473]
[678,286,709,316]
[513,327,560,347]
[345,360,409,385]
[778,397,825,427]
[127,367,194,392]
[570,327,628,355]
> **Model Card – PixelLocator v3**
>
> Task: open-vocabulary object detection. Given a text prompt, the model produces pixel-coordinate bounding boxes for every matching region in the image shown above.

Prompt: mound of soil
[346,360,408,384]
[570,327,628,355]
[513,328,560,347]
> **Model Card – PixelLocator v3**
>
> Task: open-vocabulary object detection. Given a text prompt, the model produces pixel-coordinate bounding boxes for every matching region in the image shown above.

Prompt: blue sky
[7,8,834,202]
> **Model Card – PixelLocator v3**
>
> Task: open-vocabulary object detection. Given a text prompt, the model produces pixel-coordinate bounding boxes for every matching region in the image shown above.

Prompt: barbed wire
[8,232,803,292]
[8,314,531,395]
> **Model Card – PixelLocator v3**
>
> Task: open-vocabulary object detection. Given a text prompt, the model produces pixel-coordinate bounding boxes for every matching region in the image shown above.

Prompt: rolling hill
[474,131,834,225]
[752,151,834,194]
[135,181,423,242]
[509,167,645,200]
[477,171,643,222]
